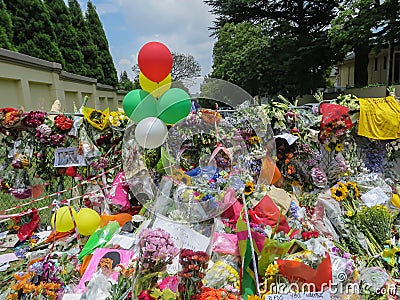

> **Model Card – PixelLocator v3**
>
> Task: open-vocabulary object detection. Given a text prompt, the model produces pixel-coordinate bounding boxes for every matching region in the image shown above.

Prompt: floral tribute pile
[0,92,399,300]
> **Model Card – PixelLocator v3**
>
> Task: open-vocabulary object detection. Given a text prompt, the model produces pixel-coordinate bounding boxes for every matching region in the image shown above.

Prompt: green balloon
[130,93,158,123]
[157,88,191,124]
[122,89,150,118]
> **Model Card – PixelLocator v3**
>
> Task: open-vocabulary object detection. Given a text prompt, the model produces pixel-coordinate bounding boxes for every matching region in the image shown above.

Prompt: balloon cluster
[122,42,192,149]
[51,206,100,236]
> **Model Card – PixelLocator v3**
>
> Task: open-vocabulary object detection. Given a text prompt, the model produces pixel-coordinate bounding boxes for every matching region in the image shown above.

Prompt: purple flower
[50,133,65,146]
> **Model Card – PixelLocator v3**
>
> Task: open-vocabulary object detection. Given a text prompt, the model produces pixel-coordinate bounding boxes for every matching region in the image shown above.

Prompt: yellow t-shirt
[358,96,400,140]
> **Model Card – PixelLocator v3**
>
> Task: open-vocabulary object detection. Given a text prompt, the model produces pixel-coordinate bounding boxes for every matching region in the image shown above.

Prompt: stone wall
[0,48,127,112]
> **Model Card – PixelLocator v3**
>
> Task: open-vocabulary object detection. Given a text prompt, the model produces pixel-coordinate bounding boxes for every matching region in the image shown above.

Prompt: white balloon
[134,117,168,149]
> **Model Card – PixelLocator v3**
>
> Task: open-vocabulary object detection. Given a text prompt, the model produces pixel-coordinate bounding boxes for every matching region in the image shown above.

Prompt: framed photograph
[54,147,86,167]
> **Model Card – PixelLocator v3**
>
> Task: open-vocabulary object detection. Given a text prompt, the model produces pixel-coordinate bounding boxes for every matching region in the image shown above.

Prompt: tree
[68,0,103,80]
[118,71,135,91]
[44,0,85,75]
[212,22,273,96]
[0,0,14,50]
[85,1,117,86]
[206,0,340,98]
[4,0,63,64]
[171,52,201,81]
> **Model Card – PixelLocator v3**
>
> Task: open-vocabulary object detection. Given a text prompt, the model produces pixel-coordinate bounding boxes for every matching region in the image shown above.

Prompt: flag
[236,212,258,299]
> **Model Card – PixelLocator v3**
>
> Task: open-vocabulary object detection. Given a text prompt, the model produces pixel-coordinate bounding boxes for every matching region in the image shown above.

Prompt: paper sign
[1,234,19,248]
[264,292,330,300]
[0,252,18,264]
[152,217,211,275]
[152,217,210,251]
[0,231,9,239]
[54,147,86,167]
[62,294,83,300]
[108,234,136,249]
[274,133,299,145]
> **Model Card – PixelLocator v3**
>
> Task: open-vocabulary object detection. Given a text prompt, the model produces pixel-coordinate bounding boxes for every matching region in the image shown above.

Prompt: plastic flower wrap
[82,107,110,130]
[10,169,32,199]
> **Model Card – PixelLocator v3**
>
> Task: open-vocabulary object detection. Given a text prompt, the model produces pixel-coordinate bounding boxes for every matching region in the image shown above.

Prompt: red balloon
[138,42,173,83]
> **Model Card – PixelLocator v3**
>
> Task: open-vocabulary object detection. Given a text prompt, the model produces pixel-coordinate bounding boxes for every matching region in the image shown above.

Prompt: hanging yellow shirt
[358,96,400,140]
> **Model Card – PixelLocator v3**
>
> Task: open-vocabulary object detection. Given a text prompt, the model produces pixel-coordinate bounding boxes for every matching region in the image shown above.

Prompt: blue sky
[76,0,216,80]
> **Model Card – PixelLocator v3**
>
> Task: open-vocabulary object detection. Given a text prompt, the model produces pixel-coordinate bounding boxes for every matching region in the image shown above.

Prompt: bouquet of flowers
[0,108,23,129]
[54,114,74,131]
[135,228,179,295]
[82,107,110,130]
[109,109,129,131]
[23,111,47,128]
[178,248,209,300]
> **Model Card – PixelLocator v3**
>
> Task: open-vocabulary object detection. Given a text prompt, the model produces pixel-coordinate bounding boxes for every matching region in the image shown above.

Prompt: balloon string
[215,103,220,147]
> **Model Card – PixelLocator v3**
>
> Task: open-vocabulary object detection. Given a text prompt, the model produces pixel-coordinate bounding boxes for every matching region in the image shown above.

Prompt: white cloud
[96,0,216,76]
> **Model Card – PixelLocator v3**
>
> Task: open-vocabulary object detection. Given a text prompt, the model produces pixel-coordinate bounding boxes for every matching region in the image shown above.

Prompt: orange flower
[45,290,57,300]
[46,282,61,290]
[6,293,18,300]
[22,282,36,293]
[287,165,295,175]
[197,287,237,300]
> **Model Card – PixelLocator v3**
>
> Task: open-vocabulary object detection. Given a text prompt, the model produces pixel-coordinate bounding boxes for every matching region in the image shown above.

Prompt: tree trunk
[354,44,370,87]
[387,41,395,86]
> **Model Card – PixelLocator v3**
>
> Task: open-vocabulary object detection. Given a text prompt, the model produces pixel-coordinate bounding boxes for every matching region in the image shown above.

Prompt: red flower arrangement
[23,111,47,128]
[178,249,209,300]
[54,114,73,131]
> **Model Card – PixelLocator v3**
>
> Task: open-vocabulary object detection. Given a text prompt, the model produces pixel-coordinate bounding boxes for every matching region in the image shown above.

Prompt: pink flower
[158,275,178,292]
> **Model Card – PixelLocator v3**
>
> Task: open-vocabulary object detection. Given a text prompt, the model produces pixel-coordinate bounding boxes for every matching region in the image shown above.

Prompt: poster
[77,248,134,291]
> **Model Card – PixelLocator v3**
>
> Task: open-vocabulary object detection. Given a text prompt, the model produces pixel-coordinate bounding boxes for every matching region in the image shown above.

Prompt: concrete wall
[0,48,127,112]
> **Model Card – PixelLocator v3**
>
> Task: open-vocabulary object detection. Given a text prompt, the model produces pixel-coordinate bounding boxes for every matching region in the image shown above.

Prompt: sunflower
[244,181,255,195]
[346,182,359,197]
[330,186,348,201]
[171,169,192,186]
[324,143,332,152]
[335,143,344,152]
[249,136,261,145]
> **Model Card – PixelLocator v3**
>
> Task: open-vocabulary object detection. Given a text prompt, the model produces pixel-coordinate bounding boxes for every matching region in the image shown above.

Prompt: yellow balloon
[139,72,171,98]
[75,208,101,236]
[51,206,77,232]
